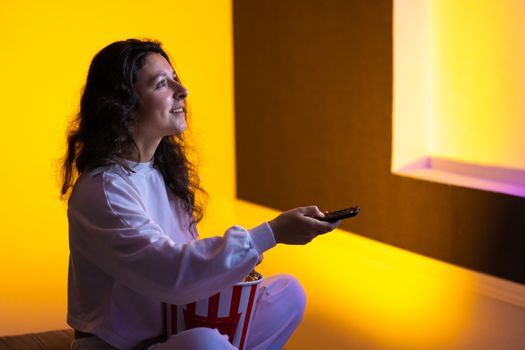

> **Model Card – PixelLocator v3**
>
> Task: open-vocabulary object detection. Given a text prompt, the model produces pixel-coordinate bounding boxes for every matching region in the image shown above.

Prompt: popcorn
[243,270,262,282]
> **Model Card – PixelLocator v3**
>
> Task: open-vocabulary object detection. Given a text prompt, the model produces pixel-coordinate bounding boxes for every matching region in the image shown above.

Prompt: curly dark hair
[61,38,206,225]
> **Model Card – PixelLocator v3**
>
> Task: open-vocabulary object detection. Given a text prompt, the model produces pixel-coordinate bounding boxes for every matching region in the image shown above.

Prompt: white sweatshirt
[67,160,276,349]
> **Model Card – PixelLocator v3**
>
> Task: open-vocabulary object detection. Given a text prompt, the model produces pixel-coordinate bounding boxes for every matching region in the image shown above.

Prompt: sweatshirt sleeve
[68,172,276,305]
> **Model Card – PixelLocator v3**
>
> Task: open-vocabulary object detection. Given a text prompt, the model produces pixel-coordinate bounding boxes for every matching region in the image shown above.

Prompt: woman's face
[133,53,188,141]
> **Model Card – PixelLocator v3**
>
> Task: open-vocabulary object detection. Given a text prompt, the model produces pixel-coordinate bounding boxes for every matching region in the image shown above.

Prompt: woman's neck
[124,138,161,163]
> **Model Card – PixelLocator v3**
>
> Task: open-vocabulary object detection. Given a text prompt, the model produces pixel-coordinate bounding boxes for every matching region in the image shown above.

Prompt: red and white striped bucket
[166,277,263,350]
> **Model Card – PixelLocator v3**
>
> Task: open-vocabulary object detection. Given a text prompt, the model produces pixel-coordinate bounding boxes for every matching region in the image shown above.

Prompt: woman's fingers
[269,206,340,245]
[299,205,325,219]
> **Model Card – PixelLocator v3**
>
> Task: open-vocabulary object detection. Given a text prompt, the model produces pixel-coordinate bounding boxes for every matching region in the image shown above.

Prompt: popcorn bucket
[166,275,263,350]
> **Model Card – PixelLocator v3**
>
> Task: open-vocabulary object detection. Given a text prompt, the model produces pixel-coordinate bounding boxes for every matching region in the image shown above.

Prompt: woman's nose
[171,81,188,99]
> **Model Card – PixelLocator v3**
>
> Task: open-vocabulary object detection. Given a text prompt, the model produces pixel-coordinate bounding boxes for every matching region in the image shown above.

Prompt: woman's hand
[268,206,340,245]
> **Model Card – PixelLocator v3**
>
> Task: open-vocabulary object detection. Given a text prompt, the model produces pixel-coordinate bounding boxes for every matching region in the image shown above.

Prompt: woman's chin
[171,124,188,135]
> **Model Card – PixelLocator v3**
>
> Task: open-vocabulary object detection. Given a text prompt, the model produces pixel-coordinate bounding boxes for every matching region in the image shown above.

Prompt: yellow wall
[393,0,525,171]
[430,0,525,169]
[0,0,235,334]
[392,0,433,171]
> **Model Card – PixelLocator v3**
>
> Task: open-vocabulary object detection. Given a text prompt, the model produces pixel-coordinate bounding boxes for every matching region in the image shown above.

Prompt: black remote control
[318,206,360,222]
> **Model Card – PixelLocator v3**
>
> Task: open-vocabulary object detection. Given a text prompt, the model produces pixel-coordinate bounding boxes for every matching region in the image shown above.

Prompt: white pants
[71,274,306,350]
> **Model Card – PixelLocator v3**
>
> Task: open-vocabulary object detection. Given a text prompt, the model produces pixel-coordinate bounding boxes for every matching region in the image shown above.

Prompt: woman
[61,39,339,350]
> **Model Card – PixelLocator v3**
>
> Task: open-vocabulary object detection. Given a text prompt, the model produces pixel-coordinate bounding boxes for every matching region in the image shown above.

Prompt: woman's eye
[156,80,167,89]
